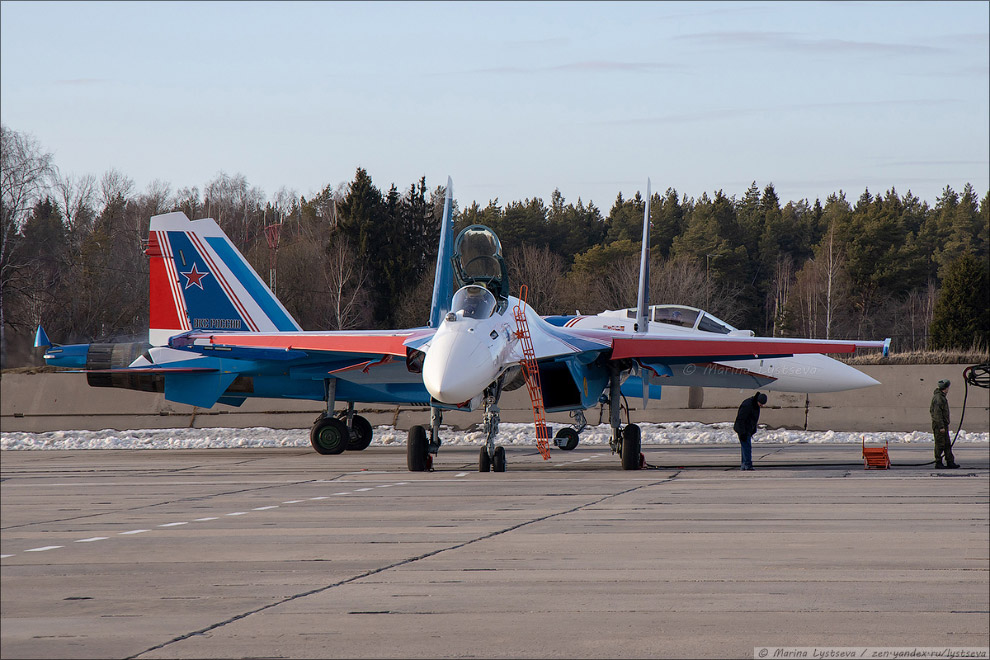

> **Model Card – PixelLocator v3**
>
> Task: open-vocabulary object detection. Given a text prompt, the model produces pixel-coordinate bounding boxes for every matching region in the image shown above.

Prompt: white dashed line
[2,482,415,559]
[455,472,469,477]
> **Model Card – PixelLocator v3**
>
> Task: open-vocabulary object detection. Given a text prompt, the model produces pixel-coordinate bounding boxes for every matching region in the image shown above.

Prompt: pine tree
[929,253,990,350]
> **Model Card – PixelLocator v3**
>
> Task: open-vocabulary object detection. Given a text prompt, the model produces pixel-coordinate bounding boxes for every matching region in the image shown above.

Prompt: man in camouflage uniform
[930,379,959,469]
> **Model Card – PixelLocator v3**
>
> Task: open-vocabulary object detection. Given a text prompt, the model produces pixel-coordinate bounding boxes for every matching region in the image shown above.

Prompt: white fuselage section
[422,288,599,405]
[566,309,878,393]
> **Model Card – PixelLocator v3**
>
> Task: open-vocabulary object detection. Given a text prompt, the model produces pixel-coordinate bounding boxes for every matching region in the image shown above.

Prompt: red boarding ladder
[513,285,552,460]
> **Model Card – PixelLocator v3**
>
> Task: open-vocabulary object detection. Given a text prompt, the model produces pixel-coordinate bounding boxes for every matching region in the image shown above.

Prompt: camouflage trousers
[933,427,955,465]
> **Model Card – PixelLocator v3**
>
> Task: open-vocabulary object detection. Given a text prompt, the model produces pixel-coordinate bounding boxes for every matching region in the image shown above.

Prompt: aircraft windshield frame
[653,306,699,329]
[650,305,738,333]
[451,285,497,319]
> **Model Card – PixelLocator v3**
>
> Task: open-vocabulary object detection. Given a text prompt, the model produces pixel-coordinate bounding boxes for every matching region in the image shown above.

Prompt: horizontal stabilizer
[164,371,240,408]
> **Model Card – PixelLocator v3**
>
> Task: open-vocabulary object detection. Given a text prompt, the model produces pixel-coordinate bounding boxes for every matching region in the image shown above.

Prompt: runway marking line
[1,480,412,559]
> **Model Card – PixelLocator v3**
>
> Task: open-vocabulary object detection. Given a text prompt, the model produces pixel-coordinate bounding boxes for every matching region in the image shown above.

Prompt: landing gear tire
[492,446,507,472]
[407,425,430,472]
[310,416,349,455]
[554,427,579,451]
[621,424,641,471]
[346,415,373,451]
[479,447,492,472]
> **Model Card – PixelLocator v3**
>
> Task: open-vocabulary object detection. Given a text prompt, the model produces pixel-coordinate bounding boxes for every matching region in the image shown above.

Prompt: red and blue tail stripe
[148,212,301,345]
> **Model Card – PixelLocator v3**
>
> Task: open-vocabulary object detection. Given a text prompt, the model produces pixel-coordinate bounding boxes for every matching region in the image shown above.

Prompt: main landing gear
[407,406,443,471]
[605,365,642,471]
[310,380,374,455]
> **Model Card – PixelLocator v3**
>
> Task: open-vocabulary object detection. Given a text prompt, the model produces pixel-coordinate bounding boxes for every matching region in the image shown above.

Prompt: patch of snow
[1,423,986,451]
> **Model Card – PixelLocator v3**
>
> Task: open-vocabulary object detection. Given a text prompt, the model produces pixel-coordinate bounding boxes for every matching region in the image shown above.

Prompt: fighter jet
[38,178,889,471]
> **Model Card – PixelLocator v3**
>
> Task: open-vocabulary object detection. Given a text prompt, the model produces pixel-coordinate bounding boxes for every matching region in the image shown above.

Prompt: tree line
[2,124,987,368]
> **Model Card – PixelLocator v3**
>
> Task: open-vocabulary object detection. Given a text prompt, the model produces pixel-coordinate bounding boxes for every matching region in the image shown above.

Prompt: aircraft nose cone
[423,328,496,404]
[766,354,881,393]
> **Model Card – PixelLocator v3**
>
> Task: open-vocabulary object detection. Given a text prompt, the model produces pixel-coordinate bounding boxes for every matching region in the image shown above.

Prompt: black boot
[946,462,960,469]
[935,460,944,468]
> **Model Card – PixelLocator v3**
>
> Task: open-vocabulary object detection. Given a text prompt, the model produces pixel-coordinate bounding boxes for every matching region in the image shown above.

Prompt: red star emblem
[180,263,210,289]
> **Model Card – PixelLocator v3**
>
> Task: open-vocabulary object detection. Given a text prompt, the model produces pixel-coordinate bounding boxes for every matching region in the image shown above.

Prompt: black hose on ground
[952,363,989,447]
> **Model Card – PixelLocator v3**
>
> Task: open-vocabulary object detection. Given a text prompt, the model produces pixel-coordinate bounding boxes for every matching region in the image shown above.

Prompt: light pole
[705,253,716,310]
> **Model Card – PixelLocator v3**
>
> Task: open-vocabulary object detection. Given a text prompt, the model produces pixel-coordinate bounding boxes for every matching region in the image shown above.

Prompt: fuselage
[545,304,879,393]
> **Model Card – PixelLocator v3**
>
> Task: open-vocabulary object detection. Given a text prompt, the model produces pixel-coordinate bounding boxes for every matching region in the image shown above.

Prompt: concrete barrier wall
[1,365,988,434]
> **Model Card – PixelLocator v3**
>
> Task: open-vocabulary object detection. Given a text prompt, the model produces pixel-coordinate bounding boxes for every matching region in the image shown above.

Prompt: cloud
[468,61,676,75]
[675,31,948,56]
[602,98,959,126]
[53,78,111,86]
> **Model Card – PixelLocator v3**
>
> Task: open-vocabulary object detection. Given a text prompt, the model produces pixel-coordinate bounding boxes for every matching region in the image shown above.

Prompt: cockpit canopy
[451,285,497,319]
[452,225,509,305]
[623,304,749,335]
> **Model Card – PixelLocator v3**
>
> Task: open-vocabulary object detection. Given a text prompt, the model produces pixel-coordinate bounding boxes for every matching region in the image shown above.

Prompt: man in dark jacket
[930,379,959,468]
[733,392,766,471]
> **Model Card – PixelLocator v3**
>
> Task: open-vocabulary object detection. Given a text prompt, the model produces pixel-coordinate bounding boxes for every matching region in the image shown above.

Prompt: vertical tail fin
[636,179,653,407]
[428,177,455,328]
[635,178,651,334]
[146,212,302,345]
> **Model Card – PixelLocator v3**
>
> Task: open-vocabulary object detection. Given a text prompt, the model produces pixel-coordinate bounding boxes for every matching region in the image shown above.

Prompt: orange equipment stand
[862,438,891,469]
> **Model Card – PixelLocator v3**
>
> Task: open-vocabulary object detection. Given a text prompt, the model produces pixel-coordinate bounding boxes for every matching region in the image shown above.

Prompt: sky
[2,1,988,210]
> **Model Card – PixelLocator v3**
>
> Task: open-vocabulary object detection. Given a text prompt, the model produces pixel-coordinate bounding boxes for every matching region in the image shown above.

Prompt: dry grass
[0,365,72,376]
[841,348,989,365]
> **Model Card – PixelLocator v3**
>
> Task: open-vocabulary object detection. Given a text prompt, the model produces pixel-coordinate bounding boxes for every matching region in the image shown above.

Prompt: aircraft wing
[170,329,434,360]
[606,334,889,362]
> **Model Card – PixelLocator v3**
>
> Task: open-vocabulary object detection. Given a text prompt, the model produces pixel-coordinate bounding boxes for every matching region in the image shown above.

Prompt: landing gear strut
[605,365,641,470]
[479,382,506,472]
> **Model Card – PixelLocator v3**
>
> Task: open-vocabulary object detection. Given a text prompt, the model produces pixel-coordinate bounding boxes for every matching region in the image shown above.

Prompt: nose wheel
[479,446,506,472]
